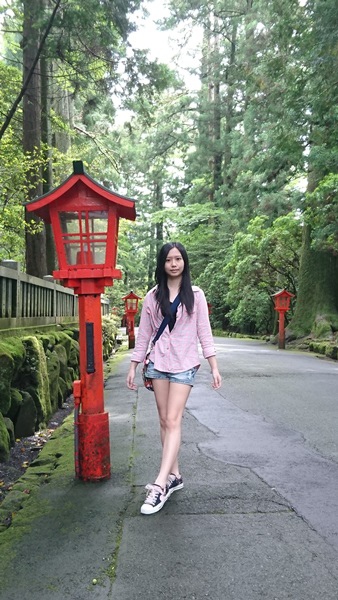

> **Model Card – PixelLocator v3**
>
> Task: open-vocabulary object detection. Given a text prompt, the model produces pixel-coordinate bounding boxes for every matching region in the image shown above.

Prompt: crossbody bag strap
[152,294,181,346]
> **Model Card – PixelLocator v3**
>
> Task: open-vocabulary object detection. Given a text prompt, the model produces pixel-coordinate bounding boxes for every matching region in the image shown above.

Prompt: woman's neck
[167,277,181,299]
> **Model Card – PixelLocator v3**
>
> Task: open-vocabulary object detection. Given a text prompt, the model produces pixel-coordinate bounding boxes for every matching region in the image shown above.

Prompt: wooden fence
[0,260,110,330]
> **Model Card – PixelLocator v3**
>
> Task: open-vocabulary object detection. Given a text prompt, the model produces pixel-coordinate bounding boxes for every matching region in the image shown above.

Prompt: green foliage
[102,315,123,359]
[1,0,338,337]
[195,256,230,330]
[305,174,338,254]
[226,287,273,335]
[0,0,176,270]
[224,213,301,333]
[0,144,47,263]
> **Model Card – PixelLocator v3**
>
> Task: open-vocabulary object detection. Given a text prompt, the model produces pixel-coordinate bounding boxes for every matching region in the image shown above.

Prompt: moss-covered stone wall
[0,317,119,462]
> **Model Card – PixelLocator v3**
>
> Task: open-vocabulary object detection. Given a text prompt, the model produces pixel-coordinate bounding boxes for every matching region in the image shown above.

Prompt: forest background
[0,0,338,341]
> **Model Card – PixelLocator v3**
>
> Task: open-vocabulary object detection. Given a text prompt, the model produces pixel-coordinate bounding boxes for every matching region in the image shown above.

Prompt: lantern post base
[76,412,111,481]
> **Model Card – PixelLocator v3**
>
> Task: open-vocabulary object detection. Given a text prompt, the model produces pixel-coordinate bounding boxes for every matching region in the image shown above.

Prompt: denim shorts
[145,360,198,387]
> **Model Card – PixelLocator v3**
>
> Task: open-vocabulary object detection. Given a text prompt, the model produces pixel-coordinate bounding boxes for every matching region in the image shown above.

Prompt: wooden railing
[0,260,110,330]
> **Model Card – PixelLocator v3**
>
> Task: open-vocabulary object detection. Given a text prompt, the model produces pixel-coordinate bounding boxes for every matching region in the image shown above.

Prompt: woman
[126,242,222,515]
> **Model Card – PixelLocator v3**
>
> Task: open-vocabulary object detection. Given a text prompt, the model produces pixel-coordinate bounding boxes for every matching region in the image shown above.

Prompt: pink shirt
[131,285,215,373]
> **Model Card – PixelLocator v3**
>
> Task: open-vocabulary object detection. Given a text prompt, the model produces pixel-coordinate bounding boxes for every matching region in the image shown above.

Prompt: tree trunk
[211,15,222,194]
[223,21,237,193]
[23,0,47,277]
[200,11,222,202]
[41,45,57,275]
[147,223,156,290]
[51,67,73,154]
[154,180,164,252]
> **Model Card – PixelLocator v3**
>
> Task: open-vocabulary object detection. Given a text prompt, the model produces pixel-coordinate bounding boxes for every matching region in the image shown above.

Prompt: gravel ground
[0,397,74,505]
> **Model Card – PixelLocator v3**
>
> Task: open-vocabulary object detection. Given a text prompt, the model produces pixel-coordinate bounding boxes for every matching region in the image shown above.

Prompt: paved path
[1,346,338,599]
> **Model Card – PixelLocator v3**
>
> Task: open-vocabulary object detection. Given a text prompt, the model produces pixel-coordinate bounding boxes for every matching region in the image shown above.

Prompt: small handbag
[142,295,181,392]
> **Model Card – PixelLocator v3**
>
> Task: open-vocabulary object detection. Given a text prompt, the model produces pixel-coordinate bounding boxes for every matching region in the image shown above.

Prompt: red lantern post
[272,289,295,349]
[122,291,142,349]
[26,161,136,481]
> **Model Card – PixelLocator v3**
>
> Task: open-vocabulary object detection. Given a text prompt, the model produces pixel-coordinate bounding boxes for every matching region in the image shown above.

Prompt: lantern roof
[122,290,142,301]
[271,288,295,299]
[25,161,136,223]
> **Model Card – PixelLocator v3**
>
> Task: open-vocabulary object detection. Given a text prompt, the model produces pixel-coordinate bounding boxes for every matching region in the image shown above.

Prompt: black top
[169,301,178,332]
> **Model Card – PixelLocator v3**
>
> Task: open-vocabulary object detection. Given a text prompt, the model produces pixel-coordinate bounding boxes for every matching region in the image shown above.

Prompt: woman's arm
[130,293,153,363]
[196,289,216,358]
[196,289,222,389]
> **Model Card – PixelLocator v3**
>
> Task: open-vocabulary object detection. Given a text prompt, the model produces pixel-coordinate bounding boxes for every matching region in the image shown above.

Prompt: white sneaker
[140,483,168,515]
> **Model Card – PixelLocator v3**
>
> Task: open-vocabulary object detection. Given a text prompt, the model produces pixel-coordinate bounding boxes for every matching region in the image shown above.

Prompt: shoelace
[144,484,163,506]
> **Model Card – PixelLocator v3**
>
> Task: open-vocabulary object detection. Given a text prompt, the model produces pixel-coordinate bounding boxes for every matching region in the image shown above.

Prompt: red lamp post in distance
[26,161,136,481]
[122,291,142,349]
[272,289,295,350]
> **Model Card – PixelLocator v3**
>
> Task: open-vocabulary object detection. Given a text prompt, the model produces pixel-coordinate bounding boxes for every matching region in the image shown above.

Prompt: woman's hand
[207,356,222,389]
[126,362,138,391]
[211,368,222,389]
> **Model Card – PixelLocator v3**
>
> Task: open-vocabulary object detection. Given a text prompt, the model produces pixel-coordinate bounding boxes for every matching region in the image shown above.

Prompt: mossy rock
[57,387,64,408]
[54,331,73,360]
[0,350,14,415]
[60,328,76,339]
[54,342,67,365]
[58,377,69,406]
[22,386,45,429]
[14,391,37,438]
[0,413,10,461]
[37,334,55,353]
[68,338,80,372]
[19,337,52,425]
[66,327,79,342]
[1,337,26,379]
[313,316,334,340]
[4,417,15,447]
[54,344,73,392]
[19,338,39,385]
[325,345,338,360]
[45,349,61,413]
[67,367,77,382]
[6,388,23,422]
[309,341,325,355]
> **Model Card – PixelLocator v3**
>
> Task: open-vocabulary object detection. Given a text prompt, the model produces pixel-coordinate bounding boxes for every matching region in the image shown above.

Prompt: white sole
[167,482,184,497]
[140,495,168,515]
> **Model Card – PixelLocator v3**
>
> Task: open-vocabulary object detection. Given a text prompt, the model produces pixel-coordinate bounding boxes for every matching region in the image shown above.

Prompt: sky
[129,1,173,64]
[128,0,202,89]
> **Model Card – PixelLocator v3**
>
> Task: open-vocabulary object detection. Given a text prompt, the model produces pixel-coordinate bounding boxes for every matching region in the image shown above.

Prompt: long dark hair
[155,242,194,317]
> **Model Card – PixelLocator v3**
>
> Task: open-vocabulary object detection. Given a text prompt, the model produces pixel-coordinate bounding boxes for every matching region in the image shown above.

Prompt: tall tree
[289,0,338,337]
[23,0,47,276]
[1,0,170,275]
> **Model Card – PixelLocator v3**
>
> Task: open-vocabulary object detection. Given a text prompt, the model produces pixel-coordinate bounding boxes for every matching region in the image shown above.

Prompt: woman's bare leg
[153,379,170,450]
[152,380,191,490]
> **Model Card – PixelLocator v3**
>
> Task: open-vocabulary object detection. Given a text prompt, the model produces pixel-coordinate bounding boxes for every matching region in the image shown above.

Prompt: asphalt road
[2,337,338,600]
[188,337,338,551]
